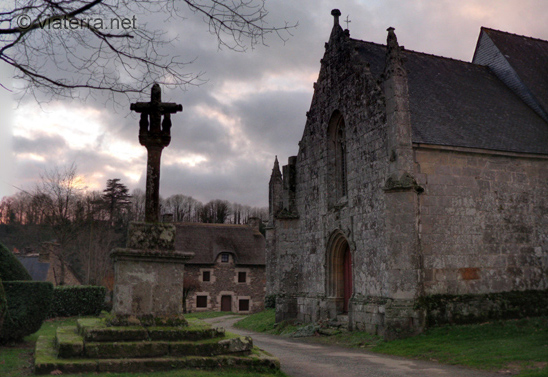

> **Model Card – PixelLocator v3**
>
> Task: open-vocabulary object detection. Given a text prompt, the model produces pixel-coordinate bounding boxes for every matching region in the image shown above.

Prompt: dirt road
[204,315,502,377]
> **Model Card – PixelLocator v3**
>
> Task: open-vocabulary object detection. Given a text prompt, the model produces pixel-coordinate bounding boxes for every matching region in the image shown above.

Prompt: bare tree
[0,0,296,101]
[164,194,202,222]
[199,199,230,223]
[129,188,146,222]
[33,163,85,285]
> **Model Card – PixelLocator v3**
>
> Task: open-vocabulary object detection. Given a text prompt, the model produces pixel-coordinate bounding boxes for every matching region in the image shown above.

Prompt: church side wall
[415,147,548,295]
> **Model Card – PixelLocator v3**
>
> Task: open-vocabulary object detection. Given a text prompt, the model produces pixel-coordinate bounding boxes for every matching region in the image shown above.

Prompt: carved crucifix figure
[130,83,182,222]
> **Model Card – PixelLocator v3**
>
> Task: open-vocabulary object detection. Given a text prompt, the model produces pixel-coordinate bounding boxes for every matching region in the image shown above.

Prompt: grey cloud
[13,134,67,154]
[9,0,548,206]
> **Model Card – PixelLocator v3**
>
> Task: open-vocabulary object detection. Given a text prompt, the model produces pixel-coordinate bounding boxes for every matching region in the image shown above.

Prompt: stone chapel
[266,10,548,338]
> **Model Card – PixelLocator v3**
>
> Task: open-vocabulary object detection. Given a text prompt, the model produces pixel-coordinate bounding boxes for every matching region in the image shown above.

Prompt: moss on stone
[416,289,548,327]
[85,340,170,359]
[55,326,84,358]
[126,222,176,251]
[34,332,279,375]
[35,335,98,375]
[105,313,189,327]
[147,326,224,341]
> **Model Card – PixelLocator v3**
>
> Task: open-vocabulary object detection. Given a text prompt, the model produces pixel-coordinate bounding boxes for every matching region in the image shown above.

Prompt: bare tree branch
[0,0,297,103]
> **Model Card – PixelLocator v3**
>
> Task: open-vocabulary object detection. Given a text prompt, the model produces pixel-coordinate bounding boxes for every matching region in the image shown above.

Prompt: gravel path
[204,315,503,377]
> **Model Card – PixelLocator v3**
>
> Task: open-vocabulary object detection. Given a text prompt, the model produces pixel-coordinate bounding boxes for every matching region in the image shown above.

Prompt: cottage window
[196,295,207,308]
[221,253,229,263]
[238,271,247,283]
[202,271,211,282]
[239,299,250,311]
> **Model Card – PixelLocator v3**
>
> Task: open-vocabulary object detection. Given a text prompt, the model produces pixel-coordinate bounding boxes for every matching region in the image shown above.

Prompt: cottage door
[221,295,232,312]
[343,246,352,313]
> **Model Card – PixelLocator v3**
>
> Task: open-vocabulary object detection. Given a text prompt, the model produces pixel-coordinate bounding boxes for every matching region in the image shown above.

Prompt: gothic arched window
[327,111,348,206]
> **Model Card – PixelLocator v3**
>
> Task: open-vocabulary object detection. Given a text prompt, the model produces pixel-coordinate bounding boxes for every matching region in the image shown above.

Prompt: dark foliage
[1,281,53,342]
[0,278,6,337]
[0,242,32,281]
[264,294,276,309]
[416,289,548,326]
[48,285,107,318]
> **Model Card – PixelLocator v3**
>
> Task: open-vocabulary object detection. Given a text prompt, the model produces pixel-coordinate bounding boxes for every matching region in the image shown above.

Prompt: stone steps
[327,314,349,330]
[56,325,251,359]
[35,316,280,375]
[36,335,279,375]
[77,318,224,342]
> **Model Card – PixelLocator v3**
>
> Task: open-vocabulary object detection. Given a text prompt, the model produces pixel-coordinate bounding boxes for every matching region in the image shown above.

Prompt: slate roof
[16,255,49,281]
[351,34,548,155]
[481,28,548,120]
[174,223,265,266]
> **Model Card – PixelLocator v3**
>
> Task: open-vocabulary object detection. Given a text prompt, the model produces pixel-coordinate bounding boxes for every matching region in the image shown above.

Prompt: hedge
[1,281,53,342]
[415,289,548,327]
[0,278,6,336]
[48,285,107,318]
[0,242,32,281]
[264,294,276,309]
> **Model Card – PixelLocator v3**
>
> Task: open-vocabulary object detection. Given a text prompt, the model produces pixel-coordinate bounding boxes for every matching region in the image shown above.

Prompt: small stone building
[16,242,81,286]
[267,10,548,338]
[175,222,266,314]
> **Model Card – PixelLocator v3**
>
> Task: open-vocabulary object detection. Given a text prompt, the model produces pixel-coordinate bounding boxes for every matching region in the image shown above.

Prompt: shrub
[1,281,53,342]
[416,289,548,327]
[0,242,32,281]
[264,294,276,309]
[48,285,107,318]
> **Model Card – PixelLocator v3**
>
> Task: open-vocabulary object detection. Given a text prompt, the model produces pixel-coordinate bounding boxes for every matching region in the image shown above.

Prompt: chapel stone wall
[415,147,548,295]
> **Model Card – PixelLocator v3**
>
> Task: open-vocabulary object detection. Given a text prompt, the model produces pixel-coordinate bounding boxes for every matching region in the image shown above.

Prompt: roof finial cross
[344,15,351,29]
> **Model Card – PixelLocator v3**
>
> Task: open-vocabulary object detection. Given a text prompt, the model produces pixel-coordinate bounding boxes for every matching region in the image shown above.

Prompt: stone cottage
[175,221,266,313]
[16,242,81,286]
[266,10,548,337]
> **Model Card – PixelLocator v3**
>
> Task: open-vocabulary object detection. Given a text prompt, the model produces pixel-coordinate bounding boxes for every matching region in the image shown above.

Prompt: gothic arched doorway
[327,231,353,314]
[343,245,352,313]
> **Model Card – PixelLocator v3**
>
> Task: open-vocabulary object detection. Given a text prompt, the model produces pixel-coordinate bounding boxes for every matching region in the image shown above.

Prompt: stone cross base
[110,222,194,325]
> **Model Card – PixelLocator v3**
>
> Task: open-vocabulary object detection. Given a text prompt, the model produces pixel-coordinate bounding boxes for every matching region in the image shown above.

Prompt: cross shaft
[131,83,183,222]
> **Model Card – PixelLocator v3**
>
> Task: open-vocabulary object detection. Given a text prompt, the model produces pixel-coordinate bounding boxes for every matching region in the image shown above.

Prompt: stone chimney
[248,217,261,232]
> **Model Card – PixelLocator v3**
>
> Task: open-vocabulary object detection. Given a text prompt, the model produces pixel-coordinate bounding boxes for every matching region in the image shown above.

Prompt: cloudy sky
[2,0,548,207]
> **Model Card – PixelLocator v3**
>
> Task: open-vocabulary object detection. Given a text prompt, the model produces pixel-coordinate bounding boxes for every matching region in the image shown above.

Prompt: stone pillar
[381,27,424,338]
[111,222,194,325]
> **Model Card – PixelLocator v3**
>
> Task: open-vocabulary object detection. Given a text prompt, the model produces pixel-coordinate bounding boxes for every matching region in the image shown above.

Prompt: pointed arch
[326,230,352,313]
[327,111,348,207]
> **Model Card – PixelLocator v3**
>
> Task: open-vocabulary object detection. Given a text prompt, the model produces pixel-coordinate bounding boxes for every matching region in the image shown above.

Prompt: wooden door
[221,295,232,312]
[343,247,352,313]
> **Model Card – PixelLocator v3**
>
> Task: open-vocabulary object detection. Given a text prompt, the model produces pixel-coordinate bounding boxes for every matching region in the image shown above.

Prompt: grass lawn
[0,314,286,377]
[234,310,299,336]
[236,309,548,376]
[185,311,238,320]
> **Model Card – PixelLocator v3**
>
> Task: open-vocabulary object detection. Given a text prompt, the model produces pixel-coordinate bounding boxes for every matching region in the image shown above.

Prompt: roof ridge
[481,26,548,44]
[352,38,482,67]
[176,222,253,228]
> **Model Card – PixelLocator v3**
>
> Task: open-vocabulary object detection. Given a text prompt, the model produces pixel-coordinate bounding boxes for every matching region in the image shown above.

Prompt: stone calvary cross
[130,83,182,222]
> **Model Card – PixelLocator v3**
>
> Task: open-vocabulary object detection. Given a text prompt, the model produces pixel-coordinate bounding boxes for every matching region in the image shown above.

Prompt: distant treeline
[0,167,266,288]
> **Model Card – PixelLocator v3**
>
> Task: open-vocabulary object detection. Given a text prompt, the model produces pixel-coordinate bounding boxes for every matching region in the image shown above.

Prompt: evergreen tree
[102,179,132,225]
